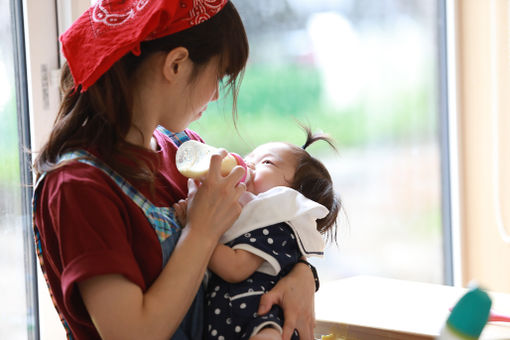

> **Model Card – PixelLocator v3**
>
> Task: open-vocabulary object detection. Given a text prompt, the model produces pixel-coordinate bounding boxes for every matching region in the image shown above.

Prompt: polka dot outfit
[205,222,301,340]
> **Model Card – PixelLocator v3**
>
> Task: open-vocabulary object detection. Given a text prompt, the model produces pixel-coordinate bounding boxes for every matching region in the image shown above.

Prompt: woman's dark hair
[288,126,340,243]
[33,2,249,190]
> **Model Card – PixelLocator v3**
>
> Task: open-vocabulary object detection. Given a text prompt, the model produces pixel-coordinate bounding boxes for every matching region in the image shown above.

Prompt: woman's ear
[162,47,190,82]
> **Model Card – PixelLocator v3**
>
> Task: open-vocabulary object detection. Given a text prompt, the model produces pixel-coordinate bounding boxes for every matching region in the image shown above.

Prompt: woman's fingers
[172,199,188,226]
[183,148,248,240]
[185,156,245,238]
[207,151,228,178]
[257,290,277,315]
[281,315,298,340]
[187,178,198,197]
[257,289,305,340]
[205,153,246,203]
[282,306,314,340]
[258,290,312,340]
[226,165,247,186]
[207,150,246,184]
[259,263,316,340]
[235,181,247,198]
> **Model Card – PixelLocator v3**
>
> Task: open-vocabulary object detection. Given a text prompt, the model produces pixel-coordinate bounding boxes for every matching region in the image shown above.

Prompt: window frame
[10,0,39,338]
[439,0,456,286]
[454,0,510,292]
[21,0,61,338]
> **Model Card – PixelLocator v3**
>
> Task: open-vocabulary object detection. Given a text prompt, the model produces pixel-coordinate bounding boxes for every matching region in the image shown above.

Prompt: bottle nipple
[176,140,249,182]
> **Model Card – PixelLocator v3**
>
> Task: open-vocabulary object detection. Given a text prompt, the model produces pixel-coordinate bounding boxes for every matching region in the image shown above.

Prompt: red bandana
[60,0,228,92]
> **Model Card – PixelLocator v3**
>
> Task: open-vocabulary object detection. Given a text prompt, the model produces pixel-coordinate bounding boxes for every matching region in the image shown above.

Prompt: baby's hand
[173,199,188,227]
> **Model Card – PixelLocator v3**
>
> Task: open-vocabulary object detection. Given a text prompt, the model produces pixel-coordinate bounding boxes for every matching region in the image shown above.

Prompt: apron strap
[57,150,182,243]
[156,125,191,146]
[32,176,75,339]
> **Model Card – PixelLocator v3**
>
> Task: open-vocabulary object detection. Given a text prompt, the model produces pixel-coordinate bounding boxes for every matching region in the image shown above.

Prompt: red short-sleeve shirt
[35,128,203,339]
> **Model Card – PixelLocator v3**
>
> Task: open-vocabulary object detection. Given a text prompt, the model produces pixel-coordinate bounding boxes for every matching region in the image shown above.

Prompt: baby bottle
[437,286,492,339]
[176,140,249,182]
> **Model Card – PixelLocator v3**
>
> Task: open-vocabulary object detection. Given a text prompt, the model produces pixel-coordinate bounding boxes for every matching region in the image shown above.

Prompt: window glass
[0,0,34,338]
[191,0,443,283]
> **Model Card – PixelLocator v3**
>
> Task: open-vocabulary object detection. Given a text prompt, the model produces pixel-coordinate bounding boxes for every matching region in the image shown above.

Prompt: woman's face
[244,142,298,195]
[164,56,221,132]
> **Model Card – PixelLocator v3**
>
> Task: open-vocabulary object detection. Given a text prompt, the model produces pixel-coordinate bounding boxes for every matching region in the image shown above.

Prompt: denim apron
[32,127,204,340]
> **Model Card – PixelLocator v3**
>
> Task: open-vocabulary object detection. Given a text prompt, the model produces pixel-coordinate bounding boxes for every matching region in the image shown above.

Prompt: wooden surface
[314,276,510,339]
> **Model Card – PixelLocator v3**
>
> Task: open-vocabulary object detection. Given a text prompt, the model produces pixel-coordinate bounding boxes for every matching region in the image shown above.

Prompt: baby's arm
[208,244,264,283]
[174,199,264,283]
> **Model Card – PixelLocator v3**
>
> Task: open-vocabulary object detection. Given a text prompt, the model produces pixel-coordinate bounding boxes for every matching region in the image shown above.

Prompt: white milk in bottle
[175,140,249,182]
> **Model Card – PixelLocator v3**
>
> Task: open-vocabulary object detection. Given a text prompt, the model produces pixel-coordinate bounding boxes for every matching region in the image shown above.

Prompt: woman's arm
[208,244,264,283]
[79,153,247,340]
[78,226,216,340]
[258,261,316,340]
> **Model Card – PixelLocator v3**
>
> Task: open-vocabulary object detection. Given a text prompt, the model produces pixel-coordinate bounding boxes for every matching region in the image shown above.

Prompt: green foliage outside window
[0,98,20,185]
[191,63,435,156]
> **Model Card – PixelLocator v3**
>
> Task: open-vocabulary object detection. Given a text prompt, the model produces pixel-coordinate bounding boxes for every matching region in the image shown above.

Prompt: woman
[33,1,317,340]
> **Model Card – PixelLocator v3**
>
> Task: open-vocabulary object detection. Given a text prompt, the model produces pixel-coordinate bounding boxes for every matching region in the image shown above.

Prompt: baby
[174,127,340,340]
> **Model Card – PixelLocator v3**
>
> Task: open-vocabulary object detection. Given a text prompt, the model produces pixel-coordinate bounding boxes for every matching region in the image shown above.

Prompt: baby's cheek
[255,181,276,195]
[250,179,265,196]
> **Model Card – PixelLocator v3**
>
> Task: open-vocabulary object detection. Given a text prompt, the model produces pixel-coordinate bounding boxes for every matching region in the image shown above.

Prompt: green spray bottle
[437,286,492,339]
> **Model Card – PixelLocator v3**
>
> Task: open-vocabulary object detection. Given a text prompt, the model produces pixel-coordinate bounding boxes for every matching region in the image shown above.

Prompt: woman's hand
[257,262,316,340]
[185,150,246,239]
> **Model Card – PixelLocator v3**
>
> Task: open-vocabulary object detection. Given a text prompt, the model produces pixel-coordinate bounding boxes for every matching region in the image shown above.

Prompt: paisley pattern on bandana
[61,0,229,91]
[185,0,227,25]
[92,0,151,27]
[92,0,226,28]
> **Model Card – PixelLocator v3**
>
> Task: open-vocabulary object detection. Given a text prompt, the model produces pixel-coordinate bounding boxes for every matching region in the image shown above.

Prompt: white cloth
[220,186,329,259]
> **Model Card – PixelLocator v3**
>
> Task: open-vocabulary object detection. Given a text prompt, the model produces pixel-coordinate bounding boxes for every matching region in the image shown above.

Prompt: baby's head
[244,127,340,241]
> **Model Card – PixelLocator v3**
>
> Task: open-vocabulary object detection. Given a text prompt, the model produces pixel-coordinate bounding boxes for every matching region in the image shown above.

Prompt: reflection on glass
[192,0,442,284]
[0,0,30,339]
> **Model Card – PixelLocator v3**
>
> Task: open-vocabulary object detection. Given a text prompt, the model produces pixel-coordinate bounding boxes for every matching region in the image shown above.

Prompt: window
[192,0,445,284]
[0,0,38,339]
[23,0,451,338]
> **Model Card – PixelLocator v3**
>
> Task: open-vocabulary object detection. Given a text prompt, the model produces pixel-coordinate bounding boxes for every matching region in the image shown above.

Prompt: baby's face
[243,142,298,195]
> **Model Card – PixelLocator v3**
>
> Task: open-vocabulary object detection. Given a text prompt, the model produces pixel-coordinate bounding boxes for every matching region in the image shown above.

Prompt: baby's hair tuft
[290,124,341,244]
